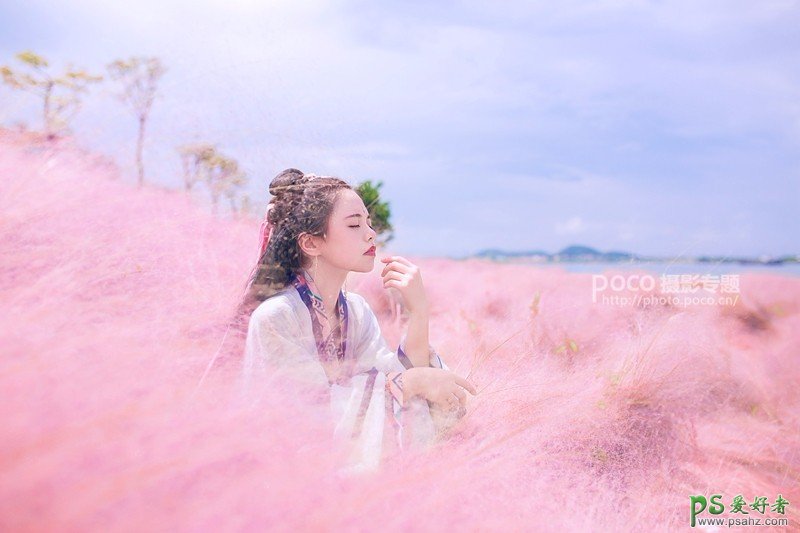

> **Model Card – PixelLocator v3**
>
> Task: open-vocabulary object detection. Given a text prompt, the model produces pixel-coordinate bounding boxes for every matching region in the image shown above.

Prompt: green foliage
[178,143,217,191]
[1,51,397,228]
[1,66,21,88]
[177,143,249,215]
[16,51,48,68]
[0,50,102,135]
[355,179,394,245]
[106,57,165,117]
[207,152,247,213]
[106,56,166,186]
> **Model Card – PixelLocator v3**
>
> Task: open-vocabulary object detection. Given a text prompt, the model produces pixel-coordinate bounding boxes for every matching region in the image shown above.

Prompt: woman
[238,168,477,475]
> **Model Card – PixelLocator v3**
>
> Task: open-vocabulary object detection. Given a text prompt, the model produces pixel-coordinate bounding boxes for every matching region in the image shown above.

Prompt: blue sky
[1,0,798,258]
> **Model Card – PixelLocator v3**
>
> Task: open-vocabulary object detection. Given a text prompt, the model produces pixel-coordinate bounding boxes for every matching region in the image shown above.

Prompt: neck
[302,260,348,316]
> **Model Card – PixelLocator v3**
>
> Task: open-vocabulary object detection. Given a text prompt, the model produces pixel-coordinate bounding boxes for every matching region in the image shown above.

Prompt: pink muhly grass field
[1,129,798,531]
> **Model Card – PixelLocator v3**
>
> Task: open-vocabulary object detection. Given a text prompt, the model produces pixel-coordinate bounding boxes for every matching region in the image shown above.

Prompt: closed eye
[349,220,374,229]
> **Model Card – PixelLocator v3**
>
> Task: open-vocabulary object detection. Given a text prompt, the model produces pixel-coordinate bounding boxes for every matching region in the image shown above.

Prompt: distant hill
[475,248,551,259]
[474,245,638,262]
[471,245,798,264]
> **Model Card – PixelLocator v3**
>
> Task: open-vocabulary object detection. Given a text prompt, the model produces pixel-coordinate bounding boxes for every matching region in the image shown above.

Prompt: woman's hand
[403,367,477,413]
[380,256,429,315]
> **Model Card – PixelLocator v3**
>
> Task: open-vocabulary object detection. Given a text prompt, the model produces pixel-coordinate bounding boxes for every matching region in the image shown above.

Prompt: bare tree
[107,57,166,187]
[1,51,102,137]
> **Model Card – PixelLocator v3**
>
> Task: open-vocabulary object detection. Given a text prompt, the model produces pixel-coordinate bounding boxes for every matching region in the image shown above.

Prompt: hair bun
[269,168,305,198]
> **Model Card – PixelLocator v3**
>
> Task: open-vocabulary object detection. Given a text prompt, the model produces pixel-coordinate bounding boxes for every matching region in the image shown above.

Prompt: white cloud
[2,0,797,256]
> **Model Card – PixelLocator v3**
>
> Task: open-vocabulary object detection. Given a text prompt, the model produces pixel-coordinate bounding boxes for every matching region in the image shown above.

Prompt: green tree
[178,143,248,215]
[1,51,102,137]
[236,193,254,218]
[207,153,247,215]
[107,57,166,187]
[177,142,217,191]
[355,179,394,245]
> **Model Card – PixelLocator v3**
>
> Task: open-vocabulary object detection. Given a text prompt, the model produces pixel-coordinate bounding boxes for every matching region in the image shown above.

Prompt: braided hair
[239,168,352,314]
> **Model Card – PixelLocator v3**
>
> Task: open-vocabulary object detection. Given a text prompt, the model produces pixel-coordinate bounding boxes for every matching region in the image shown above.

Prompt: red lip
[364,246,376,256]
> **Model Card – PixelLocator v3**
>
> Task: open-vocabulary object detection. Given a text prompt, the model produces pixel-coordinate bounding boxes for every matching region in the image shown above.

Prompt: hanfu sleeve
[352,294,451,429]
[395,332,449,371]
[239,299,320,406]
[351,294,448,374]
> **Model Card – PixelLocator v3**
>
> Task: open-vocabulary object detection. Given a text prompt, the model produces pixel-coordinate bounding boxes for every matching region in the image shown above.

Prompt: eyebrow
[345,213,371,220]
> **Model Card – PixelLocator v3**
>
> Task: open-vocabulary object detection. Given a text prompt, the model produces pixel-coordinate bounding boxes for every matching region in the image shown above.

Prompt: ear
[297,232,323,257]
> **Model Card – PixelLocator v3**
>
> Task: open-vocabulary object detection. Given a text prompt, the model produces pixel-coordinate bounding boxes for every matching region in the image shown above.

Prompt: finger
[379,261,395,277]
[455,375,478,395]
[383,280,403,290]
[447,393,460,411]
[379,262,395,278]
[453,388,467,407]
[380,256,414,273]
[384,280,403,291]
[382,270,408,279]
[380,261,411,278]
[390,256,415,268]
[428,396,448,411]
[382,271,405,284]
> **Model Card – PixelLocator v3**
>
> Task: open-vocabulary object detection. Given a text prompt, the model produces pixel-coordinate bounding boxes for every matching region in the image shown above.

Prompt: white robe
[239,284,450,476]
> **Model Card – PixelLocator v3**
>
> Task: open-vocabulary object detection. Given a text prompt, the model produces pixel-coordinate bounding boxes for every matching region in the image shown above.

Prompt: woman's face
[315,188,378,273]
